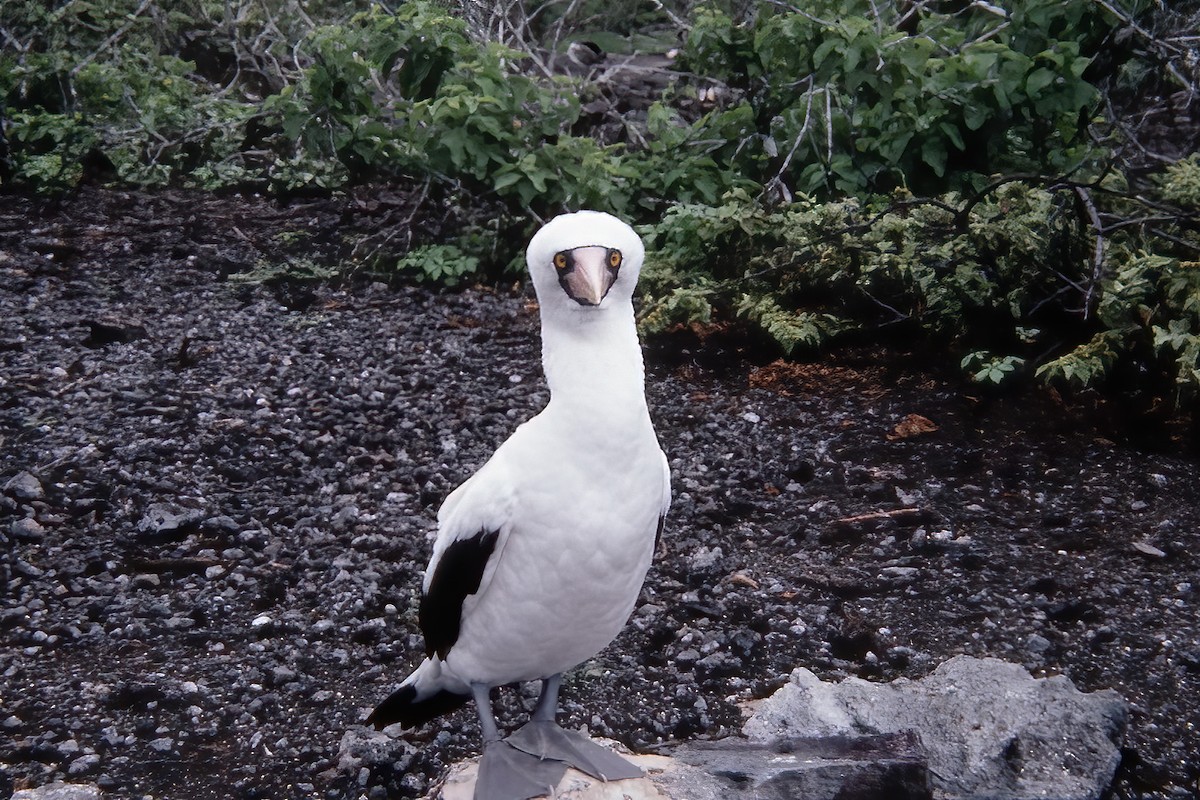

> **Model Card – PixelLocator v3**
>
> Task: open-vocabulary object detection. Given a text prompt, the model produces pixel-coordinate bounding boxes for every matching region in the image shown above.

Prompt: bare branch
[763,77,817,202]
[1074,186,1107,320]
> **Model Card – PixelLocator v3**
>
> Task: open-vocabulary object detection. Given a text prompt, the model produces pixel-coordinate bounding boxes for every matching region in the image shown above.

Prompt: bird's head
[526,211,645,313]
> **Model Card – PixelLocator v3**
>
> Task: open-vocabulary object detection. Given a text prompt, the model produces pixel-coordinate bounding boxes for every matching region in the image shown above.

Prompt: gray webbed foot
[474,739,569,800]
[506,720,643,782]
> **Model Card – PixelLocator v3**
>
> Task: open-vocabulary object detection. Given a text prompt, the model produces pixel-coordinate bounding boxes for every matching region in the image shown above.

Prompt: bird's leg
[530,674,561,722]
[471,683,567,800]
[472,683,502,743]
[505,674,643,783]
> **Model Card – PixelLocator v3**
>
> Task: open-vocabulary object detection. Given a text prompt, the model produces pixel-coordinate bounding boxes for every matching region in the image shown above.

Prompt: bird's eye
[554,252,568,270]
[608,249,622,268]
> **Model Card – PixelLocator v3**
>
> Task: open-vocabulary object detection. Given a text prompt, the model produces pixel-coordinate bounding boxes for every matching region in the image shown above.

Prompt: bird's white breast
[441,415,663,685]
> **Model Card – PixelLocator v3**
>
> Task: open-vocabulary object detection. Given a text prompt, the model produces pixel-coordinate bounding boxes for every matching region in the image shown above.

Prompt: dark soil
[1,189,1197,800]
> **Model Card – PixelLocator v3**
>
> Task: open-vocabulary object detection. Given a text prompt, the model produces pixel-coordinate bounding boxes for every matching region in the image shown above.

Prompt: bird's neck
[539,304,649,427]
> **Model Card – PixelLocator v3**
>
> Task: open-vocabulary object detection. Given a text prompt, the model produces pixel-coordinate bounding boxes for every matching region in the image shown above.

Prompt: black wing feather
[366,683,469,730]
[419,529,500,659]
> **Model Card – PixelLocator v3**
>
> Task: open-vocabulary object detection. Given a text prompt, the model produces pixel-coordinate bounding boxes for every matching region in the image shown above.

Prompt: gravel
[1,189,1198,799]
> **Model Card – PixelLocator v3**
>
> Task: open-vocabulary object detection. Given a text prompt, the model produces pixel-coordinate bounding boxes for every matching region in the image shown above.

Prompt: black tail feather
[366,683,470,730]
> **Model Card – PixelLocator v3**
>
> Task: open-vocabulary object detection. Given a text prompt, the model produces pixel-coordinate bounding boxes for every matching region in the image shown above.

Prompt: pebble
[687,546,723,570]
[67,754,101,775]
[879,566,919,583]
[272,666,298,685]
[1026,634,1052,654]
[11,517,46,541]
[1132,541,1167,559]
[137,503,203,537]
[4,471,44,500]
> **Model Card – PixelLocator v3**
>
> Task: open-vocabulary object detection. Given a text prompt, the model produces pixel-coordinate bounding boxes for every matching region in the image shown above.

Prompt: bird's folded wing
[419,460,517,660]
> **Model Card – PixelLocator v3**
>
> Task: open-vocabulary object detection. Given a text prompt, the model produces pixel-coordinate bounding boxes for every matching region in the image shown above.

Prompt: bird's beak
[557,246,617,306]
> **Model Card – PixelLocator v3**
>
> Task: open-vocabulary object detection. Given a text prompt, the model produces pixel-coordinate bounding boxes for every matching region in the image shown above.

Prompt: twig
[647,0,687,31]
[1074,186,1107,320]
[764,77,816,201]
[1100,214,1179,232]
[895,0,938,32]
[833,508,926,528]
[1092,0,1187,57]
[824,84,833,164]
[547,0,587,69]
[0,25,30,53]
[970,1,1008,19]
[860,289,910,324]
[1149,227,1200,253]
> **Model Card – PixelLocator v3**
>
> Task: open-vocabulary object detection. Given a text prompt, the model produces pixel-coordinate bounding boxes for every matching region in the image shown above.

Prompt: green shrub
[394,244,481,286]
[679,0,1114,196]
[0,1,257,189]
[638,182,1200,403]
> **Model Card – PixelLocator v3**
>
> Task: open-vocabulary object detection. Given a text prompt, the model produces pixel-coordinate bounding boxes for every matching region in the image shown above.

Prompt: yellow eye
[554,252,568,270]
[608,249,622,268]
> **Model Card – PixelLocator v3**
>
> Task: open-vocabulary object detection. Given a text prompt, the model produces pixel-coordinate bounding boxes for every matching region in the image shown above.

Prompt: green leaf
[940,122,965,151]
[963,104,989,131]
[1026,67,1055,95]
[922,137,947,177]
[813,39,841,70]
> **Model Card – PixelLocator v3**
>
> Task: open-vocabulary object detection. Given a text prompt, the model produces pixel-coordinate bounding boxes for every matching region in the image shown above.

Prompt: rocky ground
[1,189,1197,800]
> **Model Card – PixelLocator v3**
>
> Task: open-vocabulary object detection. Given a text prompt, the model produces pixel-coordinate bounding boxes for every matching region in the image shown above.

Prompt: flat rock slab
[743,655,1127,800]
[430,732,929,799]
[431,747,674,800]
[669,730,930,799]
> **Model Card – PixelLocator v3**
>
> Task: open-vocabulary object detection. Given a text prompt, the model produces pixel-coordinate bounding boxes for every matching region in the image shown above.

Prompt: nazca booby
[368,211,671,799]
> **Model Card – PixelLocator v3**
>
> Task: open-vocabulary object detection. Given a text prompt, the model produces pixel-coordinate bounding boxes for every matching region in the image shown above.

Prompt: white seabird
[368,211,671,800]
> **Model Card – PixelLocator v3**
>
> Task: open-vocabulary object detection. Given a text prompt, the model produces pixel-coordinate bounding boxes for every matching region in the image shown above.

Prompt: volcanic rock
[743,656,1127,800]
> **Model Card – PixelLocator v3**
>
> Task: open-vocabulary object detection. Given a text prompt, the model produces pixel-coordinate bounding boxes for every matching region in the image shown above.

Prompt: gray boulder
[743,656,1127,800]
